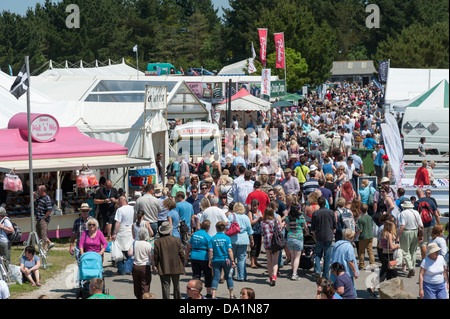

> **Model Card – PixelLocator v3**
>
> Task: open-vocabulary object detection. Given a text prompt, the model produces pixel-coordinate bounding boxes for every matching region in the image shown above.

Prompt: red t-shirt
[245,189,270,215]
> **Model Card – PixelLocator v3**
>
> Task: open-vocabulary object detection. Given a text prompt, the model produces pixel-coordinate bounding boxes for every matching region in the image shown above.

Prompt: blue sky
[0,0,230,16]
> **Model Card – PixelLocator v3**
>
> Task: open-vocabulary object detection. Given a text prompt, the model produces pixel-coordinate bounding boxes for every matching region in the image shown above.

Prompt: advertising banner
[258,28,268,67]
[274,32,285,69]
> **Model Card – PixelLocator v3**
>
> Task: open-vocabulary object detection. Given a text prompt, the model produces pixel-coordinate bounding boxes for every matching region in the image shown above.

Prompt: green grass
[7,238,76,299]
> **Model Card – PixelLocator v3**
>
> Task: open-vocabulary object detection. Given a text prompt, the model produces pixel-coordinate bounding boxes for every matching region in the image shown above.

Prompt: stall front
[0,113,150,241]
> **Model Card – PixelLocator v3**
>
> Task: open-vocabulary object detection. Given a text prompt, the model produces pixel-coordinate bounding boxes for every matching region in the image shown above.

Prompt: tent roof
[40,60,145,77]
[331,60,376,76]
[394,80,449,112]
[406,80,449,108]
[218,59,250,75]
[272,100,294,108]
[216,88,271,112]
[0,126,127,162]
[385,68,449,105]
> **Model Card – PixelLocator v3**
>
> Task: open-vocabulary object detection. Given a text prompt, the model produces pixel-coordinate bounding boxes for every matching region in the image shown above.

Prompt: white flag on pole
[133,44,138,52]
[251,41,256,59]
[248,59,257,74]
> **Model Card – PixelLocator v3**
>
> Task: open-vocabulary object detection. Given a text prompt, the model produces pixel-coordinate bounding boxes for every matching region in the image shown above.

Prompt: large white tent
[384,67,449,107]
[0,60,211,184]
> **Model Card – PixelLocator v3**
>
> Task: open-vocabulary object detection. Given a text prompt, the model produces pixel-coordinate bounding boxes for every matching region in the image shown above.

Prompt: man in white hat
[69,203,93,263]
[397,201,424,278]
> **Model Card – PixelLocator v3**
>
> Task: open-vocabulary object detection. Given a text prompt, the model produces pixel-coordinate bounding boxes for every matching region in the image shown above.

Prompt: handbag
[110,240,124,262]
[387,236,397,270]
[225,213,241,237]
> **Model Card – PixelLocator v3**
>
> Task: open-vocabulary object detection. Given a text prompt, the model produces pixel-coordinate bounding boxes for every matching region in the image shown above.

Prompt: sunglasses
[87,224,96,227]
[201,188,207,190]
[81,210,90,212]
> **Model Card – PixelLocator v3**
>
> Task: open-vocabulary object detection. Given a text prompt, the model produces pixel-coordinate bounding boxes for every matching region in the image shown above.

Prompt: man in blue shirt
[175,191,194,232]
[373,144,385,184]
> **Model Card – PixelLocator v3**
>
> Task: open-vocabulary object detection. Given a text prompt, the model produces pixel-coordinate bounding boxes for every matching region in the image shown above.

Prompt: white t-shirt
[420,255,447,285]
[199,206,229,237]
[115,205,135,226]
[343,133,353,146]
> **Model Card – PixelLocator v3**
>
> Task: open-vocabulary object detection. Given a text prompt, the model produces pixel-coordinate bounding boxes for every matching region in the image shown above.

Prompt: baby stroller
[299,233,316,271]
[76,251,105,299]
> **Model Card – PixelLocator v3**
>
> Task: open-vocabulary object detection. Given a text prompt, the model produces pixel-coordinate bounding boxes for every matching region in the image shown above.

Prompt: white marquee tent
[384,67,449,108]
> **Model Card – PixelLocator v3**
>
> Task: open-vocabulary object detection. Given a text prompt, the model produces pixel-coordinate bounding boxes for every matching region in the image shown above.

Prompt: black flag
[10,64,29,99]
[378,60,389,83]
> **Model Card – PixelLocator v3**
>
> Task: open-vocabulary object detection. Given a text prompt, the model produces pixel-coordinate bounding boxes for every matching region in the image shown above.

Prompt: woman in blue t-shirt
[209,221,236,299]
[163,199,180,239]
[20,246,41,286]
[185,220,213,298]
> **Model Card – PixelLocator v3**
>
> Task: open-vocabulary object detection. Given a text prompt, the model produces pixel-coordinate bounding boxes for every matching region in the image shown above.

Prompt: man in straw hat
[397,201,424,278]
[69,203,93,263]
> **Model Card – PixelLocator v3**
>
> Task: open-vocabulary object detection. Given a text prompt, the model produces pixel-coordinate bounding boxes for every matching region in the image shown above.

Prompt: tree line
[0,0,448,88]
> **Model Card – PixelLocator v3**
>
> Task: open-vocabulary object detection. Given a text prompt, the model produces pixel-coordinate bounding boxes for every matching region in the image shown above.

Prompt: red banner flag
[258,28,268,67]
[274,32,285,69]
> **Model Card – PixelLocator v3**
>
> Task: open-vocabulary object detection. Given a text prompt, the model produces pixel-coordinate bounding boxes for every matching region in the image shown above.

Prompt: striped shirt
[35,195,53,222]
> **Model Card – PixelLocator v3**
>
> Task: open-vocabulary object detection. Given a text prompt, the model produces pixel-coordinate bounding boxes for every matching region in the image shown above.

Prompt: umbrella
[281,93,304,102]
[271,100,294,108]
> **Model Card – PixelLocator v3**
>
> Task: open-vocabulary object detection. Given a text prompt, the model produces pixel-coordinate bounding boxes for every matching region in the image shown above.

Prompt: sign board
[302,85,308,97]
[30,114,59,142]
[270,80,286,97]
[145,85,167,110]
[261,69,271,97]
[180,128,214,135]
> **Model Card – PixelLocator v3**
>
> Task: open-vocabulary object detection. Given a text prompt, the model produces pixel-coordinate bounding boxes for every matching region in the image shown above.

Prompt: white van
[170,122,222,159]
[401,108,449,154]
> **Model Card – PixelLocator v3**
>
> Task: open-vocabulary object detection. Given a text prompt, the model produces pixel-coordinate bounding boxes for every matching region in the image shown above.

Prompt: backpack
[270,220,286,253]
[197,160,207,176]
[166,162,174,176]
[417,200,433,224]
[1,217,22,243]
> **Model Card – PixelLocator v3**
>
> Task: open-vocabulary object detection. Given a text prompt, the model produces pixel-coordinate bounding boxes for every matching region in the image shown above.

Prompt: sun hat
[427,242,441,255]
[401,201,414,209]
[380,177,390,184]
[158,221,173,235]
[80,203,92,211]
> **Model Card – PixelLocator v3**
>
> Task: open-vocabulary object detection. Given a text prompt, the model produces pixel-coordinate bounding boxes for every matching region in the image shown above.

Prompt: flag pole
[25,56,36,243]
[136,45,139,80]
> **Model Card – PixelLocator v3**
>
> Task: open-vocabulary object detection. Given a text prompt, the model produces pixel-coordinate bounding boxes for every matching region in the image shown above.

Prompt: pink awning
[0,127,127,162]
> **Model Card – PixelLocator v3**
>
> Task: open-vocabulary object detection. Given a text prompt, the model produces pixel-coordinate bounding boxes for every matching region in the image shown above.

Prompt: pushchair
[299,233,316,270]
[76,251,105,299]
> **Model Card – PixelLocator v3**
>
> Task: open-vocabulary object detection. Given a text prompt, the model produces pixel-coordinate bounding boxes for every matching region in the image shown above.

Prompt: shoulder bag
[225,213,241,237]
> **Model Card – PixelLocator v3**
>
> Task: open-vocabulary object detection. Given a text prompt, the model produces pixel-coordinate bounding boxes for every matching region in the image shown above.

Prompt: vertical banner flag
[261,68,271,97]
[274,32,285,69]
[133,44,138,52]
[378,60,389,82]
[258,28,268,67]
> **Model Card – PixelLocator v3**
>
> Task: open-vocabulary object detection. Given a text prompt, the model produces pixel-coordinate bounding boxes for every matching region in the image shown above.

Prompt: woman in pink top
[79,218,107,256]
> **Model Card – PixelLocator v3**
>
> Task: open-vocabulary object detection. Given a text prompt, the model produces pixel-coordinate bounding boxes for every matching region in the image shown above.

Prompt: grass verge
[7,238,76,299]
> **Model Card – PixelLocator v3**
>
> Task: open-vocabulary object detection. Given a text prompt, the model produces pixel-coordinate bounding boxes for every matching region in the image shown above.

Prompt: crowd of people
[0,82,448,300]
